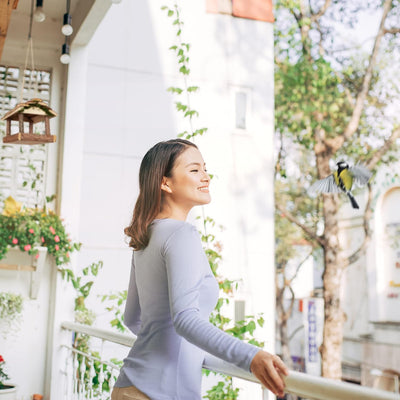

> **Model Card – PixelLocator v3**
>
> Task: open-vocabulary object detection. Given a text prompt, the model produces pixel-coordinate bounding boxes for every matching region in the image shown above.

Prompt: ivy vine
[162,4,264,399]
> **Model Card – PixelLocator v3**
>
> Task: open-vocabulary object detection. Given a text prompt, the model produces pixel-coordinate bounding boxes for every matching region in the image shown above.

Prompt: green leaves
[162,2,204,141]
[203,379,240,400]
[101,290,128,333]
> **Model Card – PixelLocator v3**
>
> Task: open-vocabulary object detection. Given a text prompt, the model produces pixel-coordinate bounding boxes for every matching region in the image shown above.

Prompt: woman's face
[162,146,211,210]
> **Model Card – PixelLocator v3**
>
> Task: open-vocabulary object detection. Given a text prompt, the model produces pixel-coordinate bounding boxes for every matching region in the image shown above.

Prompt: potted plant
[0,355,17,399]
[0,196,80,266]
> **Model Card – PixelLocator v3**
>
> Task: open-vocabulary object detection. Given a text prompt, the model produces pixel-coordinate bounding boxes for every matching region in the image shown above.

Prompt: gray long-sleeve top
[115,219,260,399]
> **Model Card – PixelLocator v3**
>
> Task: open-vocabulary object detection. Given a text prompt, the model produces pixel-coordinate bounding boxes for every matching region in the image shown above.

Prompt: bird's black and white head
[336,160,349,171]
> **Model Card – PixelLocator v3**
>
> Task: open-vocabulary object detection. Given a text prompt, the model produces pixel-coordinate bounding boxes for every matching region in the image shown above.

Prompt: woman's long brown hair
[125,139,197,250]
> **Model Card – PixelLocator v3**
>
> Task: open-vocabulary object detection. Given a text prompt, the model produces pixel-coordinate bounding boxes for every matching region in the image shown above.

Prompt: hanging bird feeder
[1,98,57,145]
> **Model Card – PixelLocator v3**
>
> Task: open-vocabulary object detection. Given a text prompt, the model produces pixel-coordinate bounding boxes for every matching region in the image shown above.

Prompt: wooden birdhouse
[1,98,57,145]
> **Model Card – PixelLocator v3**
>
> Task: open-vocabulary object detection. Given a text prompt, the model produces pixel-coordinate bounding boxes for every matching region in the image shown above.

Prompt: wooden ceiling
[0,0,19,61]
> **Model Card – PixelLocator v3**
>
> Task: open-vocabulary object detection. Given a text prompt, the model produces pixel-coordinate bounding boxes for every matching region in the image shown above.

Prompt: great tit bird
[309,161,372,209]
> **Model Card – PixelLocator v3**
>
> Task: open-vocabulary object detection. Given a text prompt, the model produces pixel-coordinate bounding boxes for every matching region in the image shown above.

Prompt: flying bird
[309,161,372,209]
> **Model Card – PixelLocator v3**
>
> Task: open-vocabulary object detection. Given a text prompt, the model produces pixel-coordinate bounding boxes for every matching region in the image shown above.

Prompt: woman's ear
[161,177,172,193]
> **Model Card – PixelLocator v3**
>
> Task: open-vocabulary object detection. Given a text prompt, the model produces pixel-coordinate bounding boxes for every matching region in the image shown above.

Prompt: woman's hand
[250,350,289,398]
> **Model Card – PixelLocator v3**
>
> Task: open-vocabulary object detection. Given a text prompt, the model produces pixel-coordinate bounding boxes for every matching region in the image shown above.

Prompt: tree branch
[283,285,296,321]
[289,249,314,283]
[310,0,331,22]
[366,126,400,170]
[329,0,393,152]
[289,324,304,341]
[344,183,373,267]
[384,28,400,34]
[276,203,326,247]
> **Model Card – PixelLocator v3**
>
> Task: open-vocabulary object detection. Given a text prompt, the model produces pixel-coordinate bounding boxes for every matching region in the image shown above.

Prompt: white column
[46,45,89,400]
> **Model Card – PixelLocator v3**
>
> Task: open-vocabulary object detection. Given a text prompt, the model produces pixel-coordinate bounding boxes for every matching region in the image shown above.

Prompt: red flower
[29,228,35,234]
[54,235,60,243]
[55,245,59,251]
[12,238,18,245]
[0,355,4,363]
[24,244,31,252]
[49,226,56,235]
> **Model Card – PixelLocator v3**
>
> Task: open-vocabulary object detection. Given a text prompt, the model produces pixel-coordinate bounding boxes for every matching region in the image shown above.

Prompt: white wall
[69,1,275,399]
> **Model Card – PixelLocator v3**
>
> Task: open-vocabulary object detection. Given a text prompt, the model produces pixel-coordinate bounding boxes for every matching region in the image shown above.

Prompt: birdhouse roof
[1,98,57,121]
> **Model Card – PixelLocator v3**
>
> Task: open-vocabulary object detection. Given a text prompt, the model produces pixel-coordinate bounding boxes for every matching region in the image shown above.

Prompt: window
[235,91,247,130]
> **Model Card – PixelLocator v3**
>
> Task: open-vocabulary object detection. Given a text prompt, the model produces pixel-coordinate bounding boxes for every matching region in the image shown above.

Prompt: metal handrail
[61,321,400,400]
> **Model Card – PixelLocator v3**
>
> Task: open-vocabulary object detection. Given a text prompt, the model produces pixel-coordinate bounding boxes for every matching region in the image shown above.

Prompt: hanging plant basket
[0,247,47,299]
[1,98,57,145]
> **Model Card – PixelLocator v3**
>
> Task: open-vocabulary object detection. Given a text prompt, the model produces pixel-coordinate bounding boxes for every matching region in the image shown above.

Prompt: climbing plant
[162,4,264,398]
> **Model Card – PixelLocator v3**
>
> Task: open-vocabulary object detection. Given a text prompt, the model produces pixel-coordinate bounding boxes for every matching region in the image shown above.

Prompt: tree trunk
[320,193,345,379]
[278,307,294,369]
[314,142,345,379]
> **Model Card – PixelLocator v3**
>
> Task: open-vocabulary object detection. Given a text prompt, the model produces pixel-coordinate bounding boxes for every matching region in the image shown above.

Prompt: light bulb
[60,44,71,64]
[62,24,73,36]
[34,6,46,22]
[60,53,71,64]
[61,13,73,36]
[34,0,46,22]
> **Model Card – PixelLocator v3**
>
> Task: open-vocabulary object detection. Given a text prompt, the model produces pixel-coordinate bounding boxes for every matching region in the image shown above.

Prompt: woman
[112,139,288,400]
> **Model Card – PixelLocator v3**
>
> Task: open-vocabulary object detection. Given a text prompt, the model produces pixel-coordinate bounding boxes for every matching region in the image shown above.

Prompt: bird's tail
[347,192,359,209]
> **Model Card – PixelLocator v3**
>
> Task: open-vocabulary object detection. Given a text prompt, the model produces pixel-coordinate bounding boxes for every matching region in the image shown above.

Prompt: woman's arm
[164,223,288,396]
[123,253,142,335]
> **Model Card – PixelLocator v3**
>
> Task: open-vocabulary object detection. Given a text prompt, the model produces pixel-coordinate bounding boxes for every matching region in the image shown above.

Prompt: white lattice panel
[0,65,51,209]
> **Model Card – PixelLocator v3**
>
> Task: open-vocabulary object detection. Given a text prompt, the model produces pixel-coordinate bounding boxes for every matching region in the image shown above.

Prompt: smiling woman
[158,145,211,220]
[112,139,289,400]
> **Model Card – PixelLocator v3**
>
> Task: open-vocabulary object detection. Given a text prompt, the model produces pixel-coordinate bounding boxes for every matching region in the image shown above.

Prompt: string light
[61,13,73,36]
[33,0,45,22]
[61,0,73,36]
[60,42,70,64]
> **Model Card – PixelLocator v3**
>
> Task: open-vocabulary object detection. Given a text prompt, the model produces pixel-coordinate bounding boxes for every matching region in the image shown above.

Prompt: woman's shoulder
[150,219,199,248]
[151,218,197,236]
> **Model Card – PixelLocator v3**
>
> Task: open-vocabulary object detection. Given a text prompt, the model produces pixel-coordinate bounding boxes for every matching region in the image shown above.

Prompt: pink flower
[49,226,56,235]
[41,237,45,243]
[29,228,34,234]
[54,235,60,243]
[66,253,70,259]
[12,238,18,244]
[35,253,40,259]
[24,244,31,251]
[55,245,59,251]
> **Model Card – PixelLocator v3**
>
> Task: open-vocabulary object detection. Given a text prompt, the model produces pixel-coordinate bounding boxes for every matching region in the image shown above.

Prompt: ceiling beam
[0,0,18,62]
[71,0,112,47]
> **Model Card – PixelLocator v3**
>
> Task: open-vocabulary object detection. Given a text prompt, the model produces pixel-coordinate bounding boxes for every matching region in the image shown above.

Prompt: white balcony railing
[60,321,400,400]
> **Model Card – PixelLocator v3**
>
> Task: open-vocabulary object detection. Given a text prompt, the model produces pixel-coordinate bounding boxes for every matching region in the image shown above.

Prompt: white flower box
[0,247,48,299]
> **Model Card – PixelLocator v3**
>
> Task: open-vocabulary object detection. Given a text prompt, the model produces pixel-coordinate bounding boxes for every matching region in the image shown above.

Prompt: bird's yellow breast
[338,169,353,190]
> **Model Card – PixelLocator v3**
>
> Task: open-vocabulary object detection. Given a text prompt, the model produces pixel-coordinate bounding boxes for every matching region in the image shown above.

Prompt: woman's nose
[202,171,210,181]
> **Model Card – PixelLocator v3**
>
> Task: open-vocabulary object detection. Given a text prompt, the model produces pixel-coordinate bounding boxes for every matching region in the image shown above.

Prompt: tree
[274,0,400,379]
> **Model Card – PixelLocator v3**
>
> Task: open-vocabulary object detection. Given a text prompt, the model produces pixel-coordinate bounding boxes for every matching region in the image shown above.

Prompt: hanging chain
[18,0,36,103]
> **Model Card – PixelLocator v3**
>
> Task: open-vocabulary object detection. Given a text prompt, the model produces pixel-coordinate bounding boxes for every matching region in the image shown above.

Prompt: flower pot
[0,384,17,399]
[0,247,48,299]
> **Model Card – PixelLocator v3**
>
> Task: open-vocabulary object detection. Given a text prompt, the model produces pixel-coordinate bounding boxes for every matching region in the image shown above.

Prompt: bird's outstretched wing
[349,164,372,187]
[308,174,341,195]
